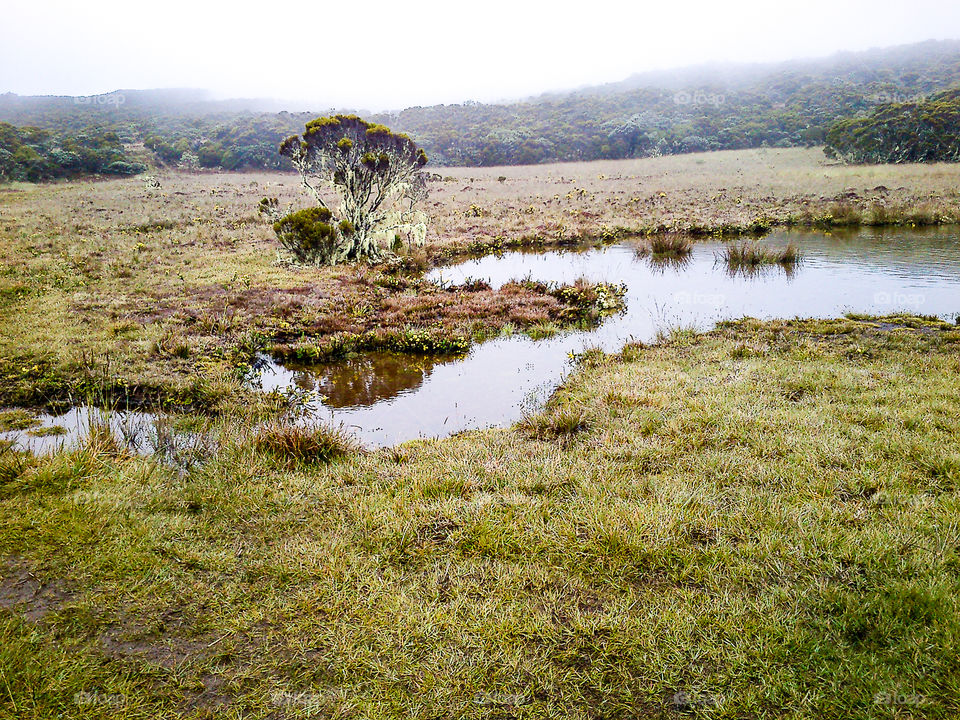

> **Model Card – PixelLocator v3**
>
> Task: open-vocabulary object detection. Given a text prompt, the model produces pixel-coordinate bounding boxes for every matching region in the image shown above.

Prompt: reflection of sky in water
[0,406,160,455]
[255,228,960,448]
[6,228,960,451]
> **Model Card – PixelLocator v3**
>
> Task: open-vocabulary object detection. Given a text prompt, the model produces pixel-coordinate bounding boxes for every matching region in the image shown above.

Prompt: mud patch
[0,557,71,621]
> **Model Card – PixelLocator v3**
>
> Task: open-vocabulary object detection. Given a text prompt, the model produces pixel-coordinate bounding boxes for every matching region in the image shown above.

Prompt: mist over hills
[2,38,960,178]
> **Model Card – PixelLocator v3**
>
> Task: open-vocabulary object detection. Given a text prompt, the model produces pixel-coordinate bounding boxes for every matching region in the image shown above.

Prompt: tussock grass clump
[823,202,864,226]
[864,202,950,227]
[519,405,591,441]
[381,248,429,275]
[76,414,117,455]
[722,241,801,268]
[635,235,693,257]
[904,205,940,226]
[252,421,358,467]
[654,324,699,346]
[0,446,34,486]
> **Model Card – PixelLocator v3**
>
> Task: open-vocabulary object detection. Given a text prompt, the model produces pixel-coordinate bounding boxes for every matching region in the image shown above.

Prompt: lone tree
[269,115,428,264]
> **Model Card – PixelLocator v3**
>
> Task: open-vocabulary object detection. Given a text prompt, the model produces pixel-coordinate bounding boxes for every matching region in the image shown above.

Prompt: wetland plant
[722,241,801,268]
[635,235,693,257]
[252,420,359,468]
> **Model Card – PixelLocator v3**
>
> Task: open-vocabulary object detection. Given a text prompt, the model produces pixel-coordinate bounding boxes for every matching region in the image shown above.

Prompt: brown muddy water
[4,227,960,452]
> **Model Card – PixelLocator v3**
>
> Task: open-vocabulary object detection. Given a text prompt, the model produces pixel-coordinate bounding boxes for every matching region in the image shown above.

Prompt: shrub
[279,115,429,263]
[273,207,340,265]
[104,161,146,176]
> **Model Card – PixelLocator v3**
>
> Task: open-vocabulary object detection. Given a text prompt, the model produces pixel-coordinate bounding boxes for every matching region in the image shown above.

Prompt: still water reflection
[250,227,960,447]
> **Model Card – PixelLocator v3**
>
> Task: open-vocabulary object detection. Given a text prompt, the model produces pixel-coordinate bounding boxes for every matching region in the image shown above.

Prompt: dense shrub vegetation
[2,40,960,178]
[270,206,340,264]
[0,122,145,181]
[825,88,960,163]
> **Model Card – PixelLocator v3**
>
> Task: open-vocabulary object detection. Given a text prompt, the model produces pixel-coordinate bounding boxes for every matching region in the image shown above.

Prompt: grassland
[2,148,960,717]
[2,315,960,718]
[3,147,960,414]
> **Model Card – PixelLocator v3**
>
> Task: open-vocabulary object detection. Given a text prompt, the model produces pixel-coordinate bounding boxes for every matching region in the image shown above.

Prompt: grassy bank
[1,315,959,718]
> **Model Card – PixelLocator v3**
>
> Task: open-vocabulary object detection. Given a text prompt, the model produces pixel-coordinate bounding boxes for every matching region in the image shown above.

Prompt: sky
[3,0,960,110]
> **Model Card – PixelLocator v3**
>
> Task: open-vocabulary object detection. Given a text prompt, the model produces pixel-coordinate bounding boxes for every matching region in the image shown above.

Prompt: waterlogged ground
[0,406,157,454]
[248,227,960,446]
[4,315,959,718]
[5,226,960,450]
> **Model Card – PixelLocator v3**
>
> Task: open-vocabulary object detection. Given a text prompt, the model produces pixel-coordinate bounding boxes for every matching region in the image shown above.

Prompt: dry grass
[252,420,359,468]
[634,234,693,256]
[415,147,960,250]
[0,173,614,408]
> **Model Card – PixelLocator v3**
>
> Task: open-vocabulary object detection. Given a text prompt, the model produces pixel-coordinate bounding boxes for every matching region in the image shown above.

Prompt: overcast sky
[3,0,960,109]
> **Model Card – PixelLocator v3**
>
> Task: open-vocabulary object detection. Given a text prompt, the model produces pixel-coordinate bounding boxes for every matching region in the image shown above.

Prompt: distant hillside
[825,87,960,163]
[384,40,960,165]
[0,122,144,182]
[1,39,960,177]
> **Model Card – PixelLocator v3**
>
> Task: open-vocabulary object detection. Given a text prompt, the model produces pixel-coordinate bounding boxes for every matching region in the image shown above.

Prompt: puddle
[0,405,163,455]
[0,406,213,469]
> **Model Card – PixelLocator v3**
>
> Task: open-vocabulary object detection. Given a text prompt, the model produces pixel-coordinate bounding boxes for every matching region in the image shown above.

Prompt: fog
[4,0,960,109]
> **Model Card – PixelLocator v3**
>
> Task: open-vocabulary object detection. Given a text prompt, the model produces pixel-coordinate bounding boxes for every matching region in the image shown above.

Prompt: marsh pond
[5,227,960,451]
[252,227,960,446]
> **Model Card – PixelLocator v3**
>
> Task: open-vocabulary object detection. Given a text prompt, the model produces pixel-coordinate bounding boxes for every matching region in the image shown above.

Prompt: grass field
[2,149,960,718]
[3,147,960,413]
[2,315,960,718]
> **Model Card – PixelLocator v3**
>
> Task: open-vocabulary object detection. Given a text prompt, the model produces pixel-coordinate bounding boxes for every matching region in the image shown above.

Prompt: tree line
[824,88,960,163]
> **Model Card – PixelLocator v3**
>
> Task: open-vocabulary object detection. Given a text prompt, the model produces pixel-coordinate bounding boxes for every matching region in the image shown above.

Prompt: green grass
[0,409,39,432]
[252,420,360,469]
[1,315,959,718]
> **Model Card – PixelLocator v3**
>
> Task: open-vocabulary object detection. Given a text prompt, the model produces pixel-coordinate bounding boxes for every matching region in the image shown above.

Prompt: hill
[825,87,960,163]
[1,39,959,177]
